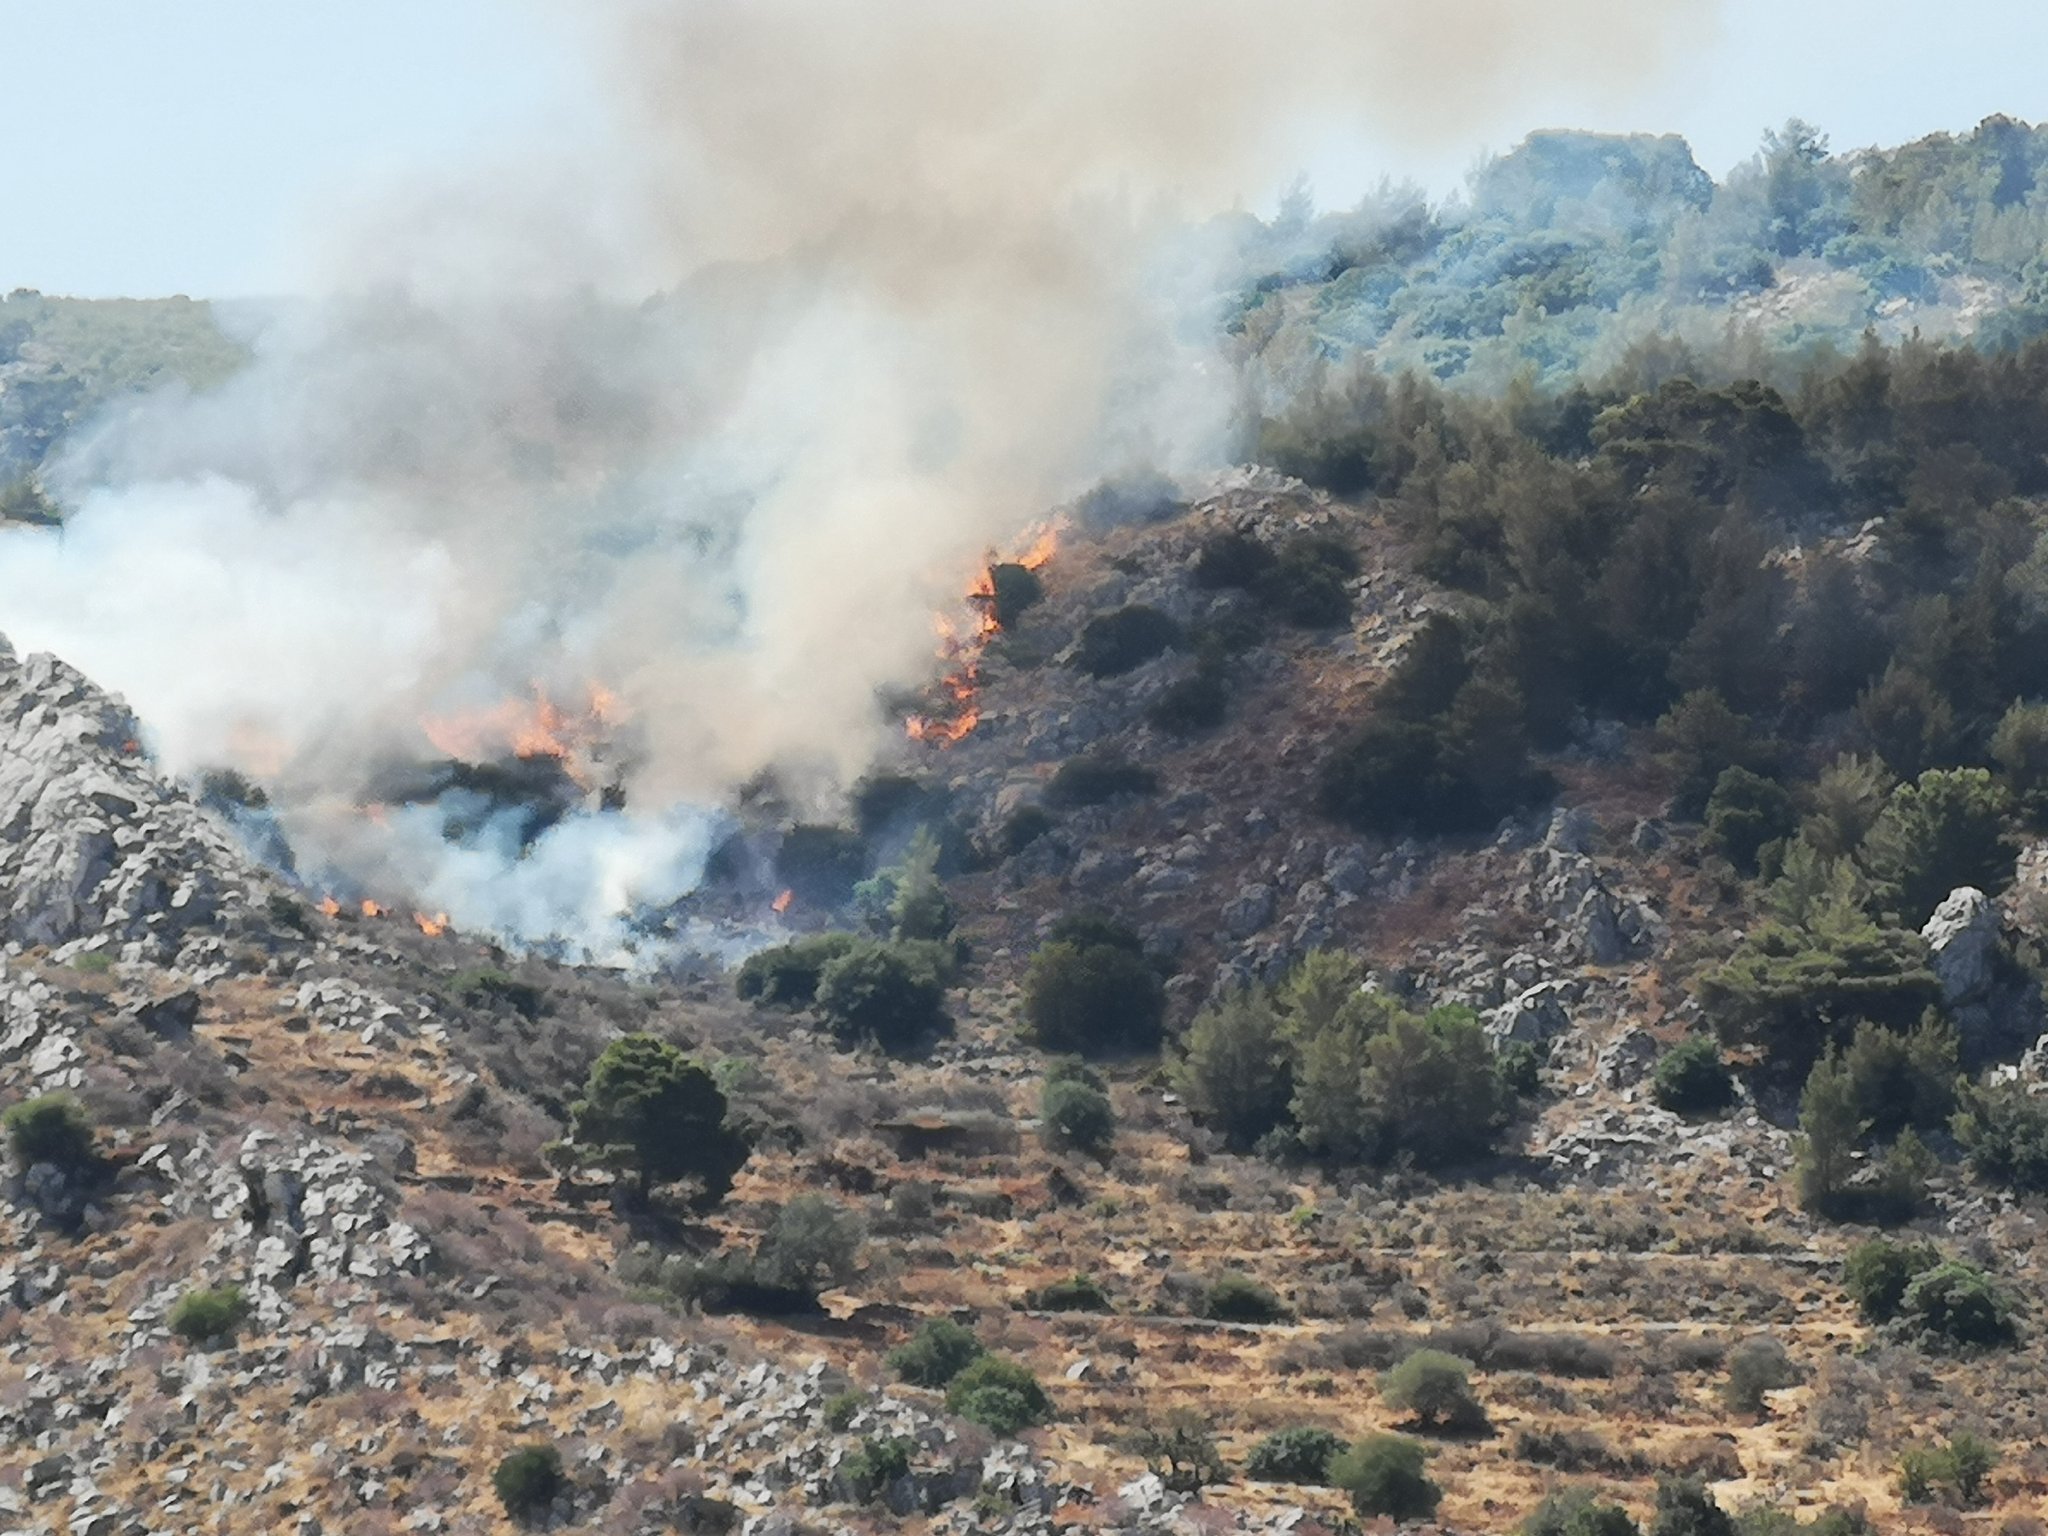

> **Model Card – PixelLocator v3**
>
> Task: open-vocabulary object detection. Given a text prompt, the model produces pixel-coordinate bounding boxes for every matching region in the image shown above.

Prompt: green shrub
[1703,766,1797,874]
[3,1093,95,1169]
[1172,989,1294,1151]
[1380,1349,1483,1432]
[1901,1260,2017,1348]
[775,823,871,906]
[450,966,543,1019]
[568,1034,750,1206]
[735,933,861,1006]
[1045,755,1160,807]
[1524,1487,1642,1536]
[1722,1337,1798,1419]
[168,1284,249,1346]
[814,941,950,1055]
[1317,710,1546,838]
[1039,1075,1116,1156]
[1953,1079,2048,1192]
[1840,1015,1957,1138]
[492,1444,566,1523]
[887,1318,984,1387]
[1328,1434,1440,1521]
[1244,1425,1345,1484]
[1201,1272,1290,1323]
[840,1435,913,1501]
[1072,605,1183,677]
[1861,767,2013,925]
[944,1355,1052,1433]
[1843,1237,1940,1323]
[1192,529,1276,590]
[1649,1477,1733,1536]
[1696,909,1938,1068]
[1898,1431,2000,1505]
[1653,1036,1736,1114]
[823,1390,864,1432]
[1259,534,1358,628]
[70,950,112,975]
[1032,1274,1112,1313]
[750,1194,866,1297]
[1022,936,1164,1057]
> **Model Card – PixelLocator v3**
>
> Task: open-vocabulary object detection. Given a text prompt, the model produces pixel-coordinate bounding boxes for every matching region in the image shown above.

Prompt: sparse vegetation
[168,1284,249,1347]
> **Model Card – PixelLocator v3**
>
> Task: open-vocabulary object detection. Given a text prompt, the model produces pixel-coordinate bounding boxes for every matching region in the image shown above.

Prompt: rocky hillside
[7,459,2048,1536]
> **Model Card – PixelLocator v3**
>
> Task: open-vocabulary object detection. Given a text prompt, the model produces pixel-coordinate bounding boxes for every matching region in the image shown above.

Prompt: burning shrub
[1045,755,1159,807]
[814,941,950,1055]
[493,1444,566,1525]
[567,1035,750,1207]
[168,1284,249,1347]
[1022,931,1164,1057]
[1072,605,1182,678]
[776,824,871,907]
[736,933,861,1007]
[988,562,1045,629]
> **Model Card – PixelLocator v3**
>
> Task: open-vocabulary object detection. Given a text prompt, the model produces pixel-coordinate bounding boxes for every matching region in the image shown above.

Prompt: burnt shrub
[1022,934,1165,1057]
[988,563,1045,629]
[814,941,950,1055]
[1072,605,1182,678]
[776,824,871,906]
[735,933,862,1006]
[1245,1425,1345,1484]
[1046,755,1160,807]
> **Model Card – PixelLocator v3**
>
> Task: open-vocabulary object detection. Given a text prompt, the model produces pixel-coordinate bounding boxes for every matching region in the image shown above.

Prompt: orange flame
[317,896,341,917]
[904,521,1061,747]
[772,889,795,915]
[360,899,385,919]
[420,682,622,782]
[413,912,450,937]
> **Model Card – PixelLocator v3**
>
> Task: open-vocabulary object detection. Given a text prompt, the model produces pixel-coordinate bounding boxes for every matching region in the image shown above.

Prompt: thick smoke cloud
[0,0,1708,956]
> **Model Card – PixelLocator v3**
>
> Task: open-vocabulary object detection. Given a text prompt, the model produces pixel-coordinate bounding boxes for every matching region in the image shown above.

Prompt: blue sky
[8,0,2048,298]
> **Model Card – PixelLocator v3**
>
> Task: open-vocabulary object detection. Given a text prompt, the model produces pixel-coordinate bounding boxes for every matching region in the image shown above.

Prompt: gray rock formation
[1922,886,2043,1064]
[0,641,274,959]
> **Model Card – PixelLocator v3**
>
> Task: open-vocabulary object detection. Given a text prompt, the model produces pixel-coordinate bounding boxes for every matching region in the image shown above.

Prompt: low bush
[1722,1337,1798,1419]
[1134,1409,1228,1493]
[1901,1260,2017,1349]
[1032,1274,1112,1313]
[1650,1477,1733,1536]
[1192,529,1276,590]
[944,1355,1052,1434]
[450,966,544,1019]
[1653,1036,1737,1114]
[814,941,950,1055]
[1045,755,1160,807]
[1040,1067,1116,1157]
[1260,533,1359,628]
[775,824,871,907]
[841,1435,914,1502]
[3,1093,95,1170]
[1524,1487,1642,1536]
[1022,934,1165,1057]
[735,933,861,1006]
[1147,666,1229,734]
[1380,1349,1484,1432]
[823,1390,864,1432]
[1954,1080,2048,1192]
[168,1284,249,1346]
[1201,1272,1291,1323]
[1072,605,1183,678]
[492,1444,566,1524]
[1245,1425,1345,1484]
[1843,1237,1940,1323]
[1328,1434,1440,1521]
[1898,1431,1999,1505]
[887,1318,984,1387]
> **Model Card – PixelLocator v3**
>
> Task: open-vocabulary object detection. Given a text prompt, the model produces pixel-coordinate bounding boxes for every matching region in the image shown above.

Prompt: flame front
[772,888,794,915]
[420,682,622,784]
[905,519,1061,747]
[317,896,341,917]
[413,912,450,937]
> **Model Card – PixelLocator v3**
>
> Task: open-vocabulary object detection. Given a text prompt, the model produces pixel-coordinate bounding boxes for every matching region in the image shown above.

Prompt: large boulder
[0,641,274,959]
[1922,886,2043,1064]
[1487,981,1575,1048]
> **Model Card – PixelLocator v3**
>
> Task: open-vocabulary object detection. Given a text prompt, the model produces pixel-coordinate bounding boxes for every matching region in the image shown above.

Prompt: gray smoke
[0,0,1710,958]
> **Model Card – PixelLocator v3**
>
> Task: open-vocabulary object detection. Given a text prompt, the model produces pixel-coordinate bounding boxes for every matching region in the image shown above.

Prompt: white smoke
[0,0,1711,958]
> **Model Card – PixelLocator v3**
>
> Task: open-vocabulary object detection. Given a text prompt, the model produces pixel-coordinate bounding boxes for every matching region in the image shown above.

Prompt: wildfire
[317,896,341,917]
[360,899,386,918]
[419,682,622,781]
[772,888,794,915]
[414,911,451,937]
[905,519,1062,747]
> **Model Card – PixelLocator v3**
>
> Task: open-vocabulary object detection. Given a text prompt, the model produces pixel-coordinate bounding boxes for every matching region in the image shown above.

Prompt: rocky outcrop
[0,641,274,960]
[1922,886,2043,1064]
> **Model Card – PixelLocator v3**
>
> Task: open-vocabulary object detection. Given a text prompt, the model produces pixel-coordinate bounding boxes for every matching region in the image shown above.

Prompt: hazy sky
[8,0,2048,298]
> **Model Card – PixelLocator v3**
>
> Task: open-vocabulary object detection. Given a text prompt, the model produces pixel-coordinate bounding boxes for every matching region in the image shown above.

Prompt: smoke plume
[0,0,1709,958]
